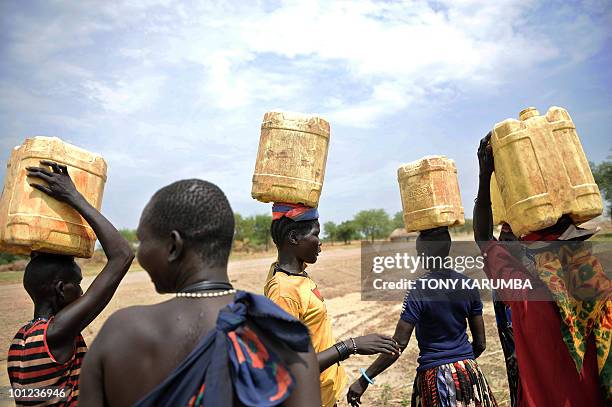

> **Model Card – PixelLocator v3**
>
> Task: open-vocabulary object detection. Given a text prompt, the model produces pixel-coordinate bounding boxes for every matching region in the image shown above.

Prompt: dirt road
[0,245,511,406]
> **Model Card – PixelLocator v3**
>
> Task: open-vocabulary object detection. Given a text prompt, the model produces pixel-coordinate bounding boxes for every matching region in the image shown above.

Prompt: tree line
[84,160,612,253]
[232,210,403,249]
[591,159,612,220]
[0,211,476,262]
[2,157,609,261]
[323,210,474,244]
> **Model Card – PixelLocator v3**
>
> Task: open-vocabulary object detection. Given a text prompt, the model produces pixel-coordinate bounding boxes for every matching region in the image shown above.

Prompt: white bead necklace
[175,289,236,298]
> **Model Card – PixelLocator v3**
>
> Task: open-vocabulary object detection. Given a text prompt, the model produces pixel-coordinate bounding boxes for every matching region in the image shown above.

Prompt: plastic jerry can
[490,173,507,226]
[251,111,330,207]
[0,136,107,257]
[491,107,602,237]
[397,155,465,232]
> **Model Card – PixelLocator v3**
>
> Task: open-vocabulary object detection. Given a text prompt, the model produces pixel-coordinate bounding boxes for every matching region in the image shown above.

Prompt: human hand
[26,160,81,204]
[477,132,494,177]
[347,378,368,406]
[353,334,400,356]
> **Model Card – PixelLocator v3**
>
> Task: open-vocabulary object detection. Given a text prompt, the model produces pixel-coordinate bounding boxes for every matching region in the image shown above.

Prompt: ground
[0,242,512,406]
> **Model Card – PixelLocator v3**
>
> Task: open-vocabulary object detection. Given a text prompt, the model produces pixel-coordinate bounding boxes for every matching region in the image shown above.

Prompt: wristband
[350,337,357,354]
[334,341,350,361]
[360,368,375,385]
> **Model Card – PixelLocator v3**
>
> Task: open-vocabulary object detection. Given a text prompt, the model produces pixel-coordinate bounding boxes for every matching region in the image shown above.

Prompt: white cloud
[113,0,605,125]
[5,0,609,125]
[83,76,166,114]
[1,0,610,226]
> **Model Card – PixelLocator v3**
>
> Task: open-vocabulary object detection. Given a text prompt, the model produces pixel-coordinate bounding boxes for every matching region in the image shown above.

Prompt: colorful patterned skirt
[411,359,497,407]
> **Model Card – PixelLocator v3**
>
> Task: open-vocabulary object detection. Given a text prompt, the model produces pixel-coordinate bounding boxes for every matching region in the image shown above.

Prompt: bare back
[80,296,321,407]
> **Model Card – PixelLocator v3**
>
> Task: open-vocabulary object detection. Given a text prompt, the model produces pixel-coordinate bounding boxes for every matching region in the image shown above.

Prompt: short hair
[141,179,234,266]
[271,217,318,246]
[416,227,452,262]
[23,253,80,300]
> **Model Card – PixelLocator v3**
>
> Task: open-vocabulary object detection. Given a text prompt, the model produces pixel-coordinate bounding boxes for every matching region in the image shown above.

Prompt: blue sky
[1,0,611,230]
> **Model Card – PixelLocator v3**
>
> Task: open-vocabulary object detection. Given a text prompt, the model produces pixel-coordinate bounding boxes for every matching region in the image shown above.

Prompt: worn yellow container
[490,173,507,225]
[397,155,465,232]
[251,111,330,207]
[491,106,602,236]
[0,137,107,257]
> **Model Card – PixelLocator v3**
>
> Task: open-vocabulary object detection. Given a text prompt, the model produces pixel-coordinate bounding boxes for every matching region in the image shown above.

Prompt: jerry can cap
[519,107,540,121]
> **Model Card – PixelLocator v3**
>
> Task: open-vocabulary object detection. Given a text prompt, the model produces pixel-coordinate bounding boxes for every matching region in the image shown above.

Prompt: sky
[1,0,611,230]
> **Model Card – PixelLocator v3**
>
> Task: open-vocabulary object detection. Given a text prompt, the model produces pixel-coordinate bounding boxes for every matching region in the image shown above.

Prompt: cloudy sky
[1,0,611,229]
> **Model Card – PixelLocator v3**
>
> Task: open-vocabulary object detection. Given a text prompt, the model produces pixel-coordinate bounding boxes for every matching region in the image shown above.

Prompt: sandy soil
[0,244,511,406]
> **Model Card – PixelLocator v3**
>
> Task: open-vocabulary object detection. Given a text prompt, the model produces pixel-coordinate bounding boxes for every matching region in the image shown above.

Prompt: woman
[80,180,321,406]
[264,203,400,407]
[346,227,498,407]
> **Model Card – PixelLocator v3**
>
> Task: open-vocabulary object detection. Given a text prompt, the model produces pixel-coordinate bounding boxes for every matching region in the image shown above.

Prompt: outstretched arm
[27,161,134,362]
[346,319,414,406]
[267,293,400,373]
[473,132,495,247]
[318,334,400,373]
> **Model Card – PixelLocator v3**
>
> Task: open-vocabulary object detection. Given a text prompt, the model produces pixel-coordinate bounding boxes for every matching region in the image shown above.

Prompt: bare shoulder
[93,299,174,350]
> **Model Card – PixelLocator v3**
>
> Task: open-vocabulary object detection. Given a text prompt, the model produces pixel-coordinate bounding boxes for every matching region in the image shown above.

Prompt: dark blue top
[400,269,483,372]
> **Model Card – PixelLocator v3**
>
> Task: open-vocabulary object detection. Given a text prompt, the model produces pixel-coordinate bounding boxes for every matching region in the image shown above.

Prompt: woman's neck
[33,301,56,320]
[172,261,230,292]
[277,251,305,274]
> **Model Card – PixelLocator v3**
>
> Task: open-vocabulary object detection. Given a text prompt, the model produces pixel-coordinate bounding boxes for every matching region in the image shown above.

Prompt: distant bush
[451,218,474,235]
[0,252,26,265]
[233,213,273,251]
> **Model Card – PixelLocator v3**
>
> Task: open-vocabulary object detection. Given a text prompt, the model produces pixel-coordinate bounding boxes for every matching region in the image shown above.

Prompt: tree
[354,209,393,242]
[253,214,273,250]
[323,221,338,245]
[119,229,138,252]
[392,211,405,230]
[591,159,612,220]
[234,213,254,242]
[336,221,358,244]
[233,213,272,250]
[0,252,25,265]
[451,218,474,235]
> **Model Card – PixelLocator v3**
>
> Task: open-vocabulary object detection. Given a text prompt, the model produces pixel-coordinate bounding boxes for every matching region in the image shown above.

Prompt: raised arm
[27,161,134,361]
[346,319,414,407]
[473,132,495,247]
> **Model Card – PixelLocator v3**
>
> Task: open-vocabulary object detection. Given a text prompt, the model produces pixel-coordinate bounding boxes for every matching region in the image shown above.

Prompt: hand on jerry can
[477,132,494,177]
[26,160,81,204]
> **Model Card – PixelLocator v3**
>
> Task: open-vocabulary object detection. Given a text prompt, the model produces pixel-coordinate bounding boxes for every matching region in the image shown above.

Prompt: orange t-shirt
[264,264,347,407]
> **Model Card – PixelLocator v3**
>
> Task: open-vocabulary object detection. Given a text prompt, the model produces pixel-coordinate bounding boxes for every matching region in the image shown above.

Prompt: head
[416,227,451,270]
[136,179,235,293]
[23,253,83,312]
[271,217,321,264]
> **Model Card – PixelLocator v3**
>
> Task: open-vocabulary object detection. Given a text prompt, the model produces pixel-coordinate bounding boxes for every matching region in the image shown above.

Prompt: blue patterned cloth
[134,291,311,407]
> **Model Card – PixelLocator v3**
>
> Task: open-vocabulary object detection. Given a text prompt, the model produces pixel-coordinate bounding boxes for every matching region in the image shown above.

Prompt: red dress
[482,241,603,407]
